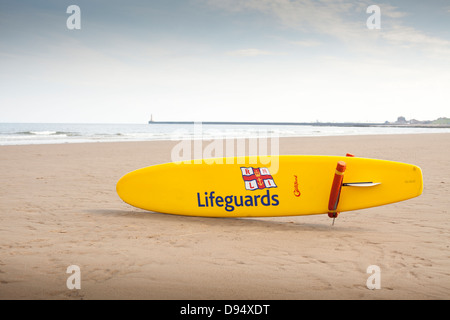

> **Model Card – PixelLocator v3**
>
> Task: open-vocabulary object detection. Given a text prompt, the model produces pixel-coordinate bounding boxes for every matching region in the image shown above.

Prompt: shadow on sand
[86,208,367,233]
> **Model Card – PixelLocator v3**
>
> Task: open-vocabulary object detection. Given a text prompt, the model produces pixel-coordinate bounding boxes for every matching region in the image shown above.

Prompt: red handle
[328,161,347,218]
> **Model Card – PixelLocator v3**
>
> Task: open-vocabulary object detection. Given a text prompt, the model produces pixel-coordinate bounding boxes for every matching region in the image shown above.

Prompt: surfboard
[116,155,423,218]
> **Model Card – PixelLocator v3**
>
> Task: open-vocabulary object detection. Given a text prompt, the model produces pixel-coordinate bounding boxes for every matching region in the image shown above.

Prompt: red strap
[328,161,347,218]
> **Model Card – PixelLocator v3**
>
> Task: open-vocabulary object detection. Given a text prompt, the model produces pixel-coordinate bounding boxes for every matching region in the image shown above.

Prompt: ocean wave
[11,131,81,137]
[30,130,58,135]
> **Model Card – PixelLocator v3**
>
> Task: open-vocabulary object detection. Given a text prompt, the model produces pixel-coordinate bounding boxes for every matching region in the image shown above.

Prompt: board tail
[327,153,384,224]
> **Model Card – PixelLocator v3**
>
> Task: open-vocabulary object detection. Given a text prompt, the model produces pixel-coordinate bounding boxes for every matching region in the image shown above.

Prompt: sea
[0,122,449,146]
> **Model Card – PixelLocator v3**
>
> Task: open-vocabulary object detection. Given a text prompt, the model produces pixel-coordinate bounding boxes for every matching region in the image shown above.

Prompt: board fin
[343,182,381,187]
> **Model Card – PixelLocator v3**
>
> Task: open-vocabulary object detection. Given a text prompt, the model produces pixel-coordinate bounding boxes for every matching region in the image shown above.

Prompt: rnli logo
[241,167,277,191]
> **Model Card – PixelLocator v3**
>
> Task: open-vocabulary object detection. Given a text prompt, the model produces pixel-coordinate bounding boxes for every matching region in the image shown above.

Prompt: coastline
[0,133,449,299]
[2,122,450,146]
[148,120,450,128]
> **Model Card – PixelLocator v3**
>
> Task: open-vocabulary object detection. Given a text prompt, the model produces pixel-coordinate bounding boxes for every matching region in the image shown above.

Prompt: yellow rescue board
[116,156,423,217]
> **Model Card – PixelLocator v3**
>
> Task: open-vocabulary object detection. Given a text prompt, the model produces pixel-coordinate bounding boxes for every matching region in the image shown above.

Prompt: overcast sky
[1,0,449,123]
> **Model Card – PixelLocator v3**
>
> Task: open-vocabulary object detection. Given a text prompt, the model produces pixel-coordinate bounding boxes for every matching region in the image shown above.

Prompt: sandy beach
[0,133,449,300]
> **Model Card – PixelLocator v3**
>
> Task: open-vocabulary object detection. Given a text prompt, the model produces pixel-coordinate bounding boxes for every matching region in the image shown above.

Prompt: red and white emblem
[240,167,277,191]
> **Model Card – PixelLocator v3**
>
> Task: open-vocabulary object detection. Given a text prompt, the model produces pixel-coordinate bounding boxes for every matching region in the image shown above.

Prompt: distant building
[395,116,407,124]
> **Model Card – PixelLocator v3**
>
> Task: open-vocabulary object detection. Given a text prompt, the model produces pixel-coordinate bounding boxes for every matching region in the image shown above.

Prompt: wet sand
[0,133,449,299]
